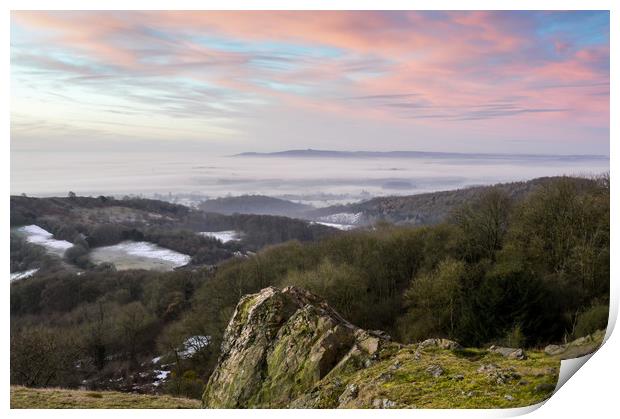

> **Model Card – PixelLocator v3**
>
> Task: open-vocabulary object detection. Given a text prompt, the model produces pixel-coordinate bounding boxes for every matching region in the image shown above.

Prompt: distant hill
[234,149,607,161]
[198,195,312,217]
[308,176,599,226]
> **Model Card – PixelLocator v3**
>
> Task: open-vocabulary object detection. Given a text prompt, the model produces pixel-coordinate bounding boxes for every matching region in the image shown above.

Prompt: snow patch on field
[315,222,357,231]
[199,230,241,243]
[10,268,39,282]
[313,212,363,230]
[317,212,363,225]
[16,225,72,256]
[90,241,191,271]
[108,241,191,265]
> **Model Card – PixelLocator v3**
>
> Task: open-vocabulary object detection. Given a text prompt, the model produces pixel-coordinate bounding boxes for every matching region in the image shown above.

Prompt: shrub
[164,370,205,399]
[10,326,79,387]
[573,304,608,338]
[502,324,526,348]
[398,258,465,342]
[284,259,369,323]
[65,244,92,269]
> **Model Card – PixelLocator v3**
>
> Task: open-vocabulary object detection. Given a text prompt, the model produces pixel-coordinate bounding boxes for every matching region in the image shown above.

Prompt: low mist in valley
[10,149,609,206]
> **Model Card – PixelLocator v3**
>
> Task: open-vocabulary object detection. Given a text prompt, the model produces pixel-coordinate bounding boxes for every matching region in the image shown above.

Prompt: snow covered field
[14,225,72,257]
[199,230,241,243]
[317,212,363,225]
[315,222,357,231]
[314,212,362,230]
[89,241,191,271]
[10,268,39,282]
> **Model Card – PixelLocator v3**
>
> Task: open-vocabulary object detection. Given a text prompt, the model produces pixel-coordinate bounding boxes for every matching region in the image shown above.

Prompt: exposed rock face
[543,344,564,356]
[489,345,527,360]
[419,338,462,351]
[426,364,444,378]
[477,363,521,385]
[202,286,387,408]
[543,330,605,359]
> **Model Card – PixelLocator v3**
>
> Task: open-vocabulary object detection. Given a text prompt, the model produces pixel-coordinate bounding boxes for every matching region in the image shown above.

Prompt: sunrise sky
[10,11,610,155]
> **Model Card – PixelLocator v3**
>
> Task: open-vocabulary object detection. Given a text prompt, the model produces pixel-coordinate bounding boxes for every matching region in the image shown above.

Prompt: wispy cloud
[348,93,420,100]
[10,10,609,154]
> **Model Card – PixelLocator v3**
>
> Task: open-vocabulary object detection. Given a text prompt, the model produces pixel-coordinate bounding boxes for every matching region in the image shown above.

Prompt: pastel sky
[10,11,610,155]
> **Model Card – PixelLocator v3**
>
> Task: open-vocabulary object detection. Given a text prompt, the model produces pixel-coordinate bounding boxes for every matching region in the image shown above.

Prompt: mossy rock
[202,286,386,408]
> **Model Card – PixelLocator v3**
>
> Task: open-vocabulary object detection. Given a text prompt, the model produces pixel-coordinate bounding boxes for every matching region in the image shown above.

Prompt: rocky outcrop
[419,338,462,351]
[543,329,605,359]
[202,286,388,408]
[488,345,527,360]
[202,286,600,409]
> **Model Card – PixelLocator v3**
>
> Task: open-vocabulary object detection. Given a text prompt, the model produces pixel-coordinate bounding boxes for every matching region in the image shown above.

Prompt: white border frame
[2,2,616,418]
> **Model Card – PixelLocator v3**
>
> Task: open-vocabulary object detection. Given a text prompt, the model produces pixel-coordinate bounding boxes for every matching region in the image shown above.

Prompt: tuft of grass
[10,386,202,409]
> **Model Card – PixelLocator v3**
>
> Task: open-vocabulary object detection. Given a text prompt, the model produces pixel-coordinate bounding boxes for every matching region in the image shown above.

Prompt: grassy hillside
[299,343,561,408]
[10,386,201,409]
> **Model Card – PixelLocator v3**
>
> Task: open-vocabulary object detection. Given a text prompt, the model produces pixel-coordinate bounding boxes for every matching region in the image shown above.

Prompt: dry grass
[10,386,201,409]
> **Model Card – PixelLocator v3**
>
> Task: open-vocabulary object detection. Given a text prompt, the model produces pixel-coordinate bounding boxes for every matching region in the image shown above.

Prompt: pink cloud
[11,11,609,131]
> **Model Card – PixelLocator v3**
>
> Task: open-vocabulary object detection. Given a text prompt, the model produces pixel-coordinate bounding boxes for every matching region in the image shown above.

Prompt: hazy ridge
[234,149,609,160]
